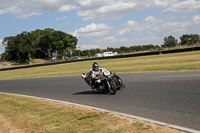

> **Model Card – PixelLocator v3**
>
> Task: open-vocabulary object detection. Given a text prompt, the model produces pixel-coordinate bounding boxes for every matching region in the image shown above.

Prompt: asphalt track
[0,71,200,132]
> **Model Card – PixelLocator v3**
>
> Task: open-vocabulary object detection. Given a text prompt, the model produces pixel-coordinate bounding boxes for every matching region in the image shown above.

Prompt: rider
[81,62,110,89]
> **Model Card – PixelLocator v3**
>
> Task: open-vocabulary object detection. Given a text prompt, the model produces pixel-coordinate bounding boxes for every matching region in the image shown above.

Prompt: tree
[81,50,90,57]
[180,34,200,45]
[162,36,178,48]
[103,47,116,52]
[119,46,129,53]
[2,28,78,63]
[63,34,78,58]
[129,45,142,52]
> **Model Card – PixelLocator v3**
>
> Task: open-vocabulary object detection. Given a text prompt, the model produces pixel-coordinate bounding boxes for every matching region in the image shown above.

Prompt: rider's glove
[81,73,87,79]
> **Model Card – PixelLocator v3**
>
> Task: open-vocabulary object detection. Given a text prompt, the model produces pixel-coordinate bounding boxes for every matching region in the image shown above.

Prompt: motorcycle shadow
[73,90,109,95]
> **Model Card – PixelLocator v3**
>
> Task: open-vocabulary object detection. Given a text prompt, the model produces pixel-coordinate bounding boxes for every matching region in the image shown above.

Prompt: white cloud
[131,36,163,45]
[77,0,109,9]
[117,20,144,36]
[142,19,191,36]
[77,0,180,21]
[0,0,76,18]
[0,0,199,48]
[117,20,145,36]
[58,5,76,12]
[165,21,191,29]
[73,23,113,37]
[0,39,3,47]
[156,21,192,35]
[125,20,143,31]
[80,44,105,50]
[118,28,131,35]
[56,16,67,21]
[127,20,138,26]
[145,16,155,22]
[118,15,193,41]
[152,0,168,7]
[151,0,178,8]
[144,16,163,24]
[164,0,200,13]
[103,36,116,42]
[0,39,5,54]
[96,36,129,45]
[0,0,196,20]
[193,15,200,24]
[77,1,147,20]
[16,12,42,19]
[0,47,5,55]
[96,2,136,14]
[181,15,186,19]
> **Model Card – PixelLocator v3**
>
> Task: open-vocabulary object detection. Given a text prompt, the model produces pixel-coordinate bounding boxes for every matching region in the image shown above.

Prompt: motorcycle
[81,71,125,95]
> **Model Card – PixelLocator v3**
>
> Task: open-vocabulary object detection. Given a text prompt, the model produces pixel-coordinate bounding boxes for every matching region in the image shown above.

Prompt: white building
[95,53,103,57]
[95,51,117,57]
[102,52,117,57]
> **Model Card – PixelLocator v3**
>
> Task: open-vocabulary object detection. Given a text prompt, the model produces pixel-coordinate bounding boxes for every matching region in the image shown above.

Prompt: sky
[0,0,200,54]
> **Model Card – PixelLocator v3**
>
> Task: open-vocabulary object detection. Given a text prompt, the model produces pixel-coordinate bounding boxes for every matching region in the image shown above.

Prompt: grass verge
[0,93,185,133]
[0,51,200,80]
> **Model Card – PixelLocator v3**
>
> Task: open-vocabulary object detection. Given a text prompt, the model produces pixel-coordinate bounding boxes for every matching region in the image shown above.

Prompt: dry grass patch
[0,93,186,133]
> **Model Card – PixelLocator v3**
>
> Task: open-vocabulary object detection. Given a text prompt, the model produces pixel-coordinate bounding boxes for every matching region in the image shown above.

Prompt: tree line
[73,34,200,57]
[0,28,199,63]
[1,28,78,63]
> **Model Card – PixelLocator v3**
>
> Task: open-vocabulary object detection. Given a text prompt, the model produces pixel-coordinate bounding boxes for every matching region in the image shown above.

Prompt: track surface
[0,71,200,131]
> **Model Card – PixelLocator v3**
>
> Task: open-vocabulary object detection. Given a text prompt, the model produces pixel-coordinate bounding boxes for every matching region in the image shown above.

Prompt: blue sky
[0,0,200,54]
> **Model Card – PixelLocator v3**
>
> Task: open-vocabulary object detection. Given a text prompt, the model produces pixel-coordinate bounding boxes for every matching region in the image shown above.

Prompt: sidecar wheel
[112,75,124,90]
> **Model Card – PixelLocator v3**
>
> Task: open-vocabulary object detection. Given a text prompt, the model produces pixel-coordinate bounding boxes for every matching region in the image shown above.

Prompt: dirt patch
[0,62,13,68]
[0,115,16,133]
[0,120,9,133]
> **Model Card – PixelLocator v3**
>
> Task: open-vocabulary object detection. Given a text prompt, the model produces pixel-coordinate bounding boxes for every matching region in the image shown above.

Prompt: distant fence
[1,46,200,71]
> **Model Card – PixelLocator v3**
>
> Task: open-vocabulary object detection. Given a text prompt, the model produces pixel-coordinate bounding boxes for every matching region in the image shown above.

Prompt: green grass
[1,51,200,80]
